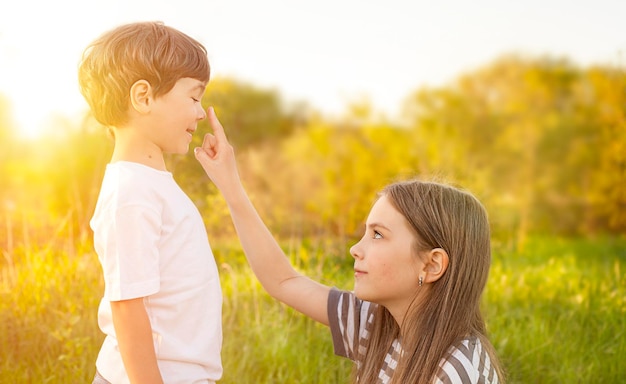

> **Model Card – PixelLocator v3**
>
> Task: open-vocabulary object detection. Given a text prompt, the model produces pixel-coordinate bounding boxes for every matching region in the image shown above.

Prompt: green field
[1,236,624,383]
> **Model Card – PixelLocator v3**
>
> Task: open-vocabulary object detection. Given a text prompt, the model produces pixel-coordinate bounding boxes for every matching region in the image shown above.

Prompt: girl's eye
[191,97,200,102]
[373,231,383,239]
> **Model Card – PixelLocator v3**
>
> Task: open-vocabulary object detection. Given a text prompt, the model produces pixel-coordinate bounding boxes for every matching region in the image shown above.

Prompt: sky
[0,0,625,137]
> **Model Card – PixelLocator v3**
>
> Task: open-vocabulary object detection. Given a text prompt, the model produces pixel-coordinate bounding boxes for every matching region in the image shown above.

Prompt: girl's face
[350,195,423,322]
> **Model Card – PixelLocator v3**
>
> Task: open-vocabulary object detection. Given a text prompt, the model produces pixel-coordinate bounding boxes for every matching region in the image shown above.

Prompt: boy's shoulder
[104,161,171,182]
[100,161,175,202]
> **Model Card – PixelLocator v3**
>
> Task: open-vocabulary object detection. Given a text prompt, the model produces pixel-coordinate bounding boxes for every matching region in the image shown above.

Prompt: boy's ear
[129,79,152,114]
[422,248,449,284]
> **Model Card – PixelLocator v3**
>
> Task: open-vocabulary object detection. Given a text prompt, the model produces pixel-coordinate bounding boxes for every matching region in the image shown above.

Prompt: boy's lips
[354,268,367,277]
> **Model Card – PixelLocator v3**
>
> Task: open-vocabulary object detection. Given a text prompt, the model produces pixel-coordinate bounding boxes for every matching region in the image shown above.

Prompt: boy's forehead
[192,78,207,87]
[179,77,207,90]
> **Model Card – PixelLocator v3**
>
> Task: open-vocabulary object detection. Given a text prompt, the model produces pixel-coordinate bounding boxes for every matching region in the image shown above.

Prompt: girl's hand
[194,107,241,194]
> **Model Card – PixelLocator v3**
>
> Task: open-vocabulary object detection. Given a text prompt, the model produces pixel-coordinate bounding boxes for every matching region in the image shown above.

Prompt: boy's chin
[167,145,191,155]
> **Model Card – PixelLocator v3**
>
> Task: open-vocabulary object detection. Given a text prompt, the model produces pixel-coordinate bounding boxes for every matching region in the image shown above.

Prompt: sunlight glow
[1,0,624,139]
[2,78,87,139]
[0,2,102,139]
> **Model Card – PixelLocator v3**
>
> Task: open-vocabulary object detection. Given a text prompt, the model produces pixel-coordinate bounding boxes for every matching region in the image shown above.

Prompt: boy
[79,21,222,383]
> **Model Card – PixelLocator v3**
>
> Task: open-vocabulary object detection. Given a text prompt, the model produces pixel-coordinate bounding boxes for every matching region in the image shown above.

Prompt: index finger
[207,106,228,142]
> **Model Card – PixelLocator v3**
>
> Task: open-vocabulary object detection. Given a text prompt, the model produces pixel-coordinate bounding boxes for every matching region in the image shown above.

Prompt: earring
[418,276,423,287]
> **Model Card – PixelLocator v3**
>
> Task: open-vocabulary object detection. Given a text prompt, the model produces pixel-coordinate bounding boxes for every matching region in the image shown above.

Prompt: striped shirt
[327,288,499,384]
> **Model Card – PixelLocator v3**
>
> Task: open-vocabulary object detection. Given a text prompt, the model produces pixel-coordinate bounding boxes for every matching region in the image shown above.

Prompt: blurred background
[1,0,624,247]
[0,1,624,383]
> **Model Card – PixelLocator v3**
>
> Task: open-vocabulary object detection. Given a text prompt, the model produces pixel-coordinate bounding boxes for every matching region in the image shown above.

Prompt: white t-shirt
[91,161,222,384]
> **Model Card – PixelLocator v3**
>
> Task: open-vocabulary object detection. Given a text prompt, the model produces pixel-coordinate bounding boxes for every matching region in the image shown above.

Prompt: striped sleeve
[435,337,499,384]
[327,288,373,361]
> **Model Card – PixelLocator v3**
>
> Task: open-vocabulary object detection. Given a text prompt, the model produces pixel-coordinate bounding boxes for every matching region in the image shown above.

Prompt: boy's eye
[191,97,200,102]
[373,231,383,239]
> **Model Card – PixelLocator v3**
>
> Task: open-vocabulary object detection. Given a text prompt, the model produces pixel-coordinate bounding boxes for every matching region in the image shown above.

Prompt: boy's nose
[197,106,207,120]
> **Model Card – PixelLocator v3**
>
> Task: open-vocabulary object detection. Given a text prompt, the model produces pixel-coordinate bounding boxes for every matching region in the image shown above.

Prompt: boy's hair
[78,21,210,127]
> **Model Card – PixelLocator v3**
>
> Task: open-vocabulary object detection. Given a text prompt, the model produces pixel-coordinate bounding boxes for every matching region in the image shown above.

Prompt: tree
[402,55,626,239]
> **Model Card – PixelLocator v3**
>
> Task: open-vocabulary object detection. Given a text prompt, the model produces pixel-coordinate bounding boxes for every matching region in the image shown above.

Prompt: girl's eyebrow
[367,222,391,232]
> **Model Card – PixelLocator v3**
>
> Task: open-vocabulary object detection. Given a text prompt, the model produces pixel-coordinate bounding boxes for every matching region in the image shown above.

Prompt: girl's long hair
[355,180,504,383]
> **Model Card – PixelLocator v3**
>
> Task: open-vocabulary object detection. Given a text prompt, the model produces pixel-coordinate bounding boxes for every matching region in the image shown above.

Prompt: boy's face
[146,77,207,154]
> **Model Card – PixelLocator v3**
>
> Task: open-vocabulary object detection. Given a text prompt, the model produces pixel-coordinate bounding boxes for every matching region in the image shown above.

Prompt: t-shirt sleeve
[98,203,161,301]
[327,287,372,361]
[435,337,499,384]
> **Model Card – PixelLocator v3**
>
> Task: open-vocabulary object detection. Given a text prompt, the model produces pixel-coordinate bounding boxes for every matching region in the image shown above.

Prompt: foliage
[0,55,625,382]
[1,237,624,383]
[0,115,112,252]
[227,118,421,244]
[202,77,295,147]
[486,236,626,383]
[0,245,101,382]
[402,55,626,239]
[1,57,624,250]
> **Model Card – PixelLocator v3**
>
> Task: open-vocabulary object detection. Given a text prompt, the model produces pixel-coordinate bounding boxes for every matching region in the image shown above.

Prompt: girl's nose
[350,240,363,260]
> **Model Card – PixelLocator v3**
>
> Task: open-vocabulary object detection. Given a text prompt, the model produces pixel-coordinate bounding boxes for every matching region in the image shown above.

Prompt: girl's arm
[194,107,331,325]
[111,298,164,383]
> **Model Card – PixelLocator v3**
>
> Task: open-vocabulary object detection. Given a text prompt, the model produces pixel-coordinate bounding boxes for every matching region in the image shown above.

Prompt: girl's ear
[129,79,152,114]
[422,248,449,284]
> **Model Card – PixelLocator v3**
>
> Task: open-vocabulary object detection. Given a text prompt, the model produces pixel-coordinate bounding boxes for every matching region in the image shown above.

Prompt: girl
[195,107,504,383]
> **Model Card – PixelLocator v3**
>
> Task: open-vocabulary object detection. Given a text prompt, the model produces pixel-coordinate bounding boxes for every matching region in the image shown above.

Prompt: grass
[1,236,624,383]
[1,244,100,382]
[486,237,625,383]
